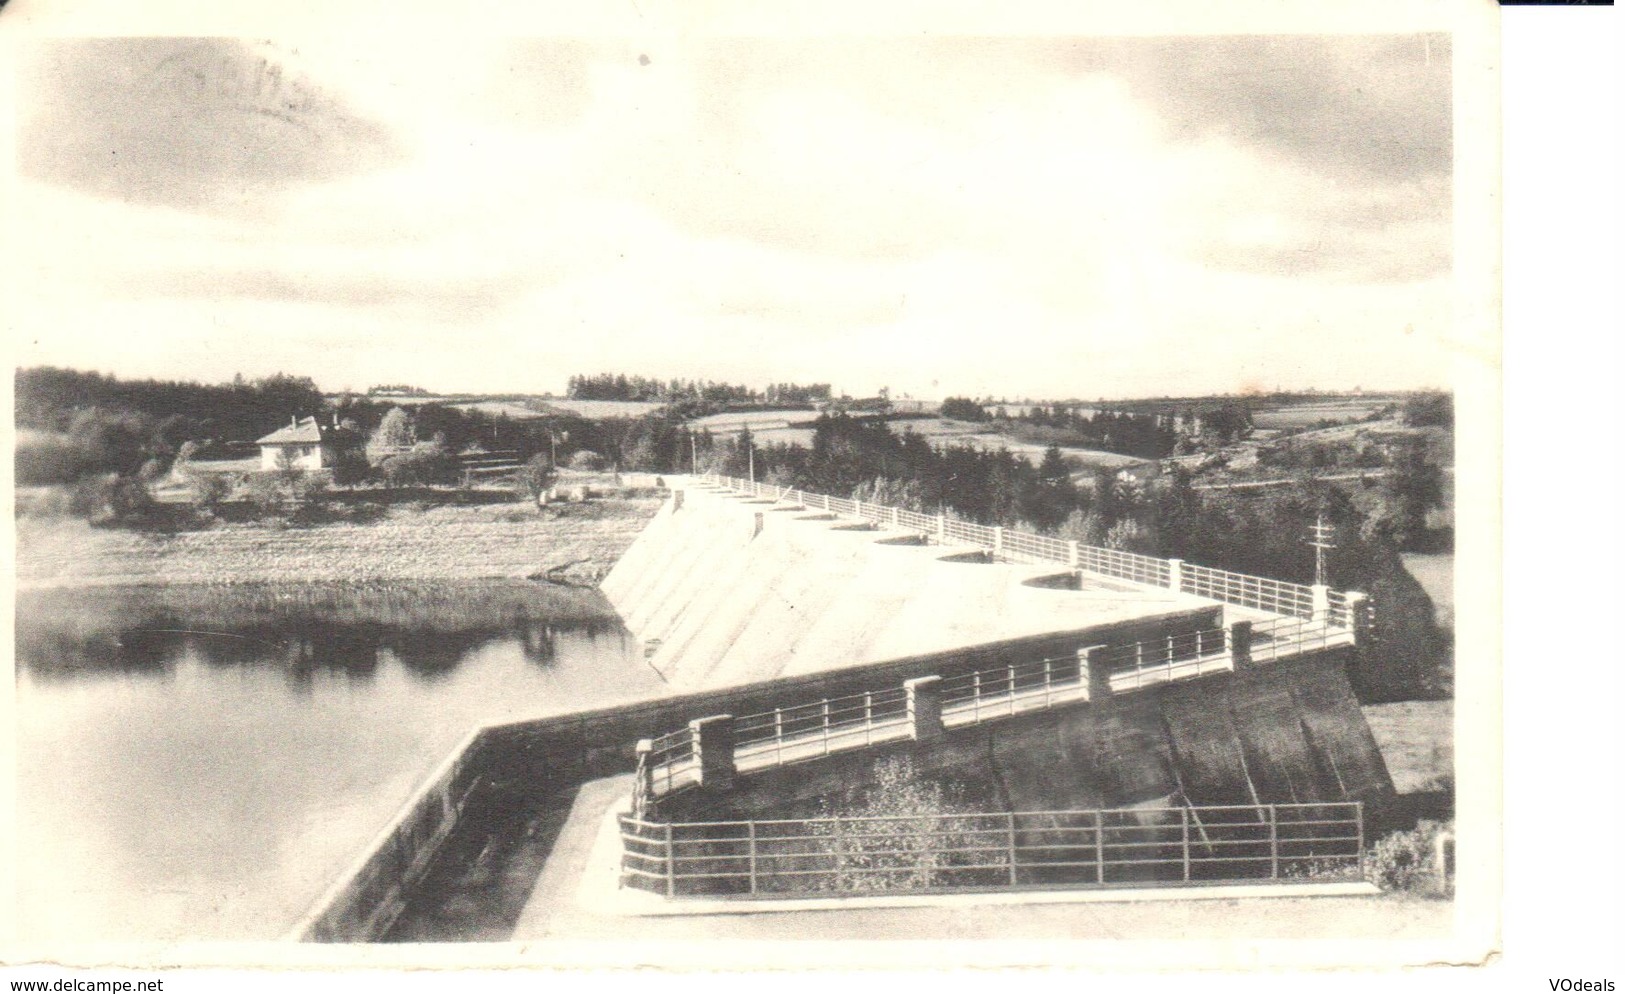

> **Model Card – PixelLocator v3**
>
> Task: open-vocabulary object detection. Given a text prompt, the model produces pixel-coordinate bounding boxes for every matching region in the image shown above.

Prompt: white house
[255,416,355,471]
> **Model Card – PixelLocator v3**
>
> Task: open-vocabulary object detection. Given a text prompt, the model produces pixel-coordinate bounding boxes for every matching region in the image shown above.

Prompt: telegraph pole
[1309,515,1336,587]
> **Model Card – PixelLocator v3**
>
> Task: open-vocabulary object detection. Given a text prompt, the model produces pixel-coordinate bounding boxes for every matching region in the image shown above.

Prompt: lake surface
[12,581,669,943]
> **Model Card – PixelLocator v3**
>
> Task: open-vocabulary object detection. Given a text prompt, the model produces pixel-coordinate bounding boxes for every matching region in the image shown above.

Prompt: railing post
[748,821,759,896]
[1347,591,1372,648]
[1167,558,1184,593]
[1007,812,1019,885]
[863,692,873,746]
[635,738,654,812]
[665,822,676,897]
[854,499,864,522]
[904,676,944,741]
[1095,810,1105,884]
[1068,540,1081,569]
[992,526,1004,560]
[821,699,831,756]
[690,715,736,791]
[1310,584,1330,624]
[1181,807,1191,881]
[1229,620,1253,670]
[937,514,947,544]
[1082,645,1111,701]
[891,506,900,528]
[1267,804,1279,879]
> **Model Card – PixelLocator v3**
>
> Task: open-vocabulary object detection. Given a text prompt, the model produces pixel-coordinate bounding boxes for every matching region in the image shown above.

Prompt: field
[15,495,664,589]
[1362,700,1453,795]
[886,418,1147,470]
[532,398,666,419]
[1250,401,1392,431]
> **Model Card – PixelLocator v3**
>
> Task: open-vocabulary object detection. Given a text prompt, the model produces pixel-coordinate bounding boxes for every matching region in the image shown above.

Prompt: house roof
[256,417,328,445]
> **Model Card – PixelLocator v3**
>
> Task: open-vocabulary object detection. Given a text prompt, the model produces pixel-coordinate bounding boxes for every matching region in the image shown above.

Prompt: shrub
[15,434,94,486]
[381,447,459,486]
[183,469,232,514]
[68,473,156,526]
[514,454,557,507]
[1364,821,1452,895]
[329,448,372,486]
[243,472,287,515]
[568,449,609,472]
[755,757,1006,896]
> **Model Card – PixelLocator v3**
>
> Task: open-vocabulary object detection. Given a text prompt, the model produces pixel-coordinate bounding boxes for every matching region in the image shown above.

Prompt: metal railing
[733,688,913,769]
[646,727,699,798]
[1247,616,1356,662]
[700,475,1336,622]
[998,529,1072,565]
[938,654,1088,724]
[645,653,1092,800]
[620,801,1364,899]
[1097,628,1233,693]
[1180,562,1315,619]
[1077,545,1172,586]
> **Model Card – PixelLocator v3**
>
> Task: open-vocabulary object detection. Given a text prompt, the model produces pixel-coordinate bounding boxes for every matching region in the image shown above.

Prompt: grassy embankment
[15,491,664,589]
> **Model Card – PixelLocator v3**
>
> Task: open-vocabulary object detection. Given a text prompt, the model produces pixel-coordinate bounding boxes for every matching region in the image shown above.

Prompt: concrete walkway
[512,775,1453,943]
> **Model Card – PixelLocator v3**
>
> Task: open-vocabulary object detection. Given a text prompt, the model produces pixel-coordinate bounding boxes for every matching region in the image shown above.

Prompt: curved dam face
[602,487,1225,690]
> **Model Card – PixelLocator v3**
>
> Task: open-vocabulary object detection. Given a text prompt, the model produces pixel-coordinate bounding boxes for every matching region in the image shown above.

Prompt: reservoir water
[12,580,668,943]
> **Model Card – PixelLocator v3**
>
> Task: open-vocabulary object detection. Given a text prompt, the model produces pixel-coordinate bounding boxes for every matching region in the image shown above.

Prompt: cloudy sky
[7,33,1452,400]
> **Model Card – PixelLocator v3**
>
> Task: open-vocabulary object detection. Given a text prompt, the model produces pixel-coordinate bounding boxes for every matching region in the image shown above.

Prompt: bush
[381,447,459,486]
[329,448,373,486]
[514,454,557,507]
[1365,821,1452,895]
[69,473,156,526]
[753,757,1006,896]
[183,469,232,514]
[568,450,609,472]
[15,434,94,485]
[243,472,287,515]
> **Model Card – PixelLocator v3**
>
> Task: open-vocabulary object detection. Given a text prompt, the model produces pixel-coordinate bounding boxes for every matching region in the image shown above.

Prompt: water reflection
[13,579,666,942]
[15,580,621,683]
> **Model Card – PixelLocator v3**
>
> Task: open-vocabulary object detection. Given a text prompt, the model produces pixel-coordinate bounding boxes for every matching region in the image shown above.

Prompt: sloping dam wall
[602,487,1231,689]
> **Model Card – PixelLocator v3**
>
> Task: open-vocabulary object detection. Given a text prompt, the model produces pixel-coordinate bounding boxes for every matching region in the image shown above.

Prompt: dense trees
[939,397,989,422]
[566,372,832,407]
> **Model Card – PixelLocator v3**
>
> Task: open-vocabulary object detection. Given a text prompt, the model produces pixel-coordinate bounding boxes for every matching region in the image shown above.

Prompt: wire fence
[620,801,1365,898]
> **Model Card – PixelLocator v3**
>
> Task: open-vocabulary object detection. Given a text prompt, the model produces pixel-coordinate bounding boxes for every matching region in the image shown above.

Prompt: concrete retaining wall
[292,619,1216,941]
[655,651,1395,827]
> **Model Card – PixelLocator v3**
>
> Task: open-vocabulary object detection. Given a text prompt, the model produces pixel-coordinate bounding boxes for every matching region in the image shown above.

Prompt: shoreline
[13,495,665,591]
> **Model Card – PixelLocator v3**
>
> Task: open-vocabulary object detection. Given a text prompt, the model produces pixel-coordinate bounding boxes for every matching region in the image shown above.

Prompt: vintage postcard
[3,0,1502,980]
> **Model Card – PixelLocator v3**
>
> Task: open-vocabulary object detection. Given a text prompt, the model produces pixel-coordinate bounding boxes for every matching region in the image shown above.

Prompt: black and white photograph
[2,0,1518,980]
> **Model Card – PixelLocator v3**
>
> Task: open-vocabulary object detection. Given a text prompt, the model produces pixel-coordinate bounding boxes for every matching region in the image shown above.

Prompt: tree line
[566,372,832,406]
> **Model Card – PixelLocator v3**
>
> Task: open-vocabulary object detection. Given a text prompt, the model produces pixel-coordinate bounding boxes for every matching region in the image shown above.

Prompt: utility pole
[748,440,755,483]
[690,431,698,474]
[1309,514,1336,587]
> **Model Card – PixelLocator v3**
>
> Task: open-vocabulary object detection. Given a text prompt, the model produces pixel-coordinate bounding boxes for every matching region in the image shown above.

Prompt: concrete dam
[297,479,1395,941]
